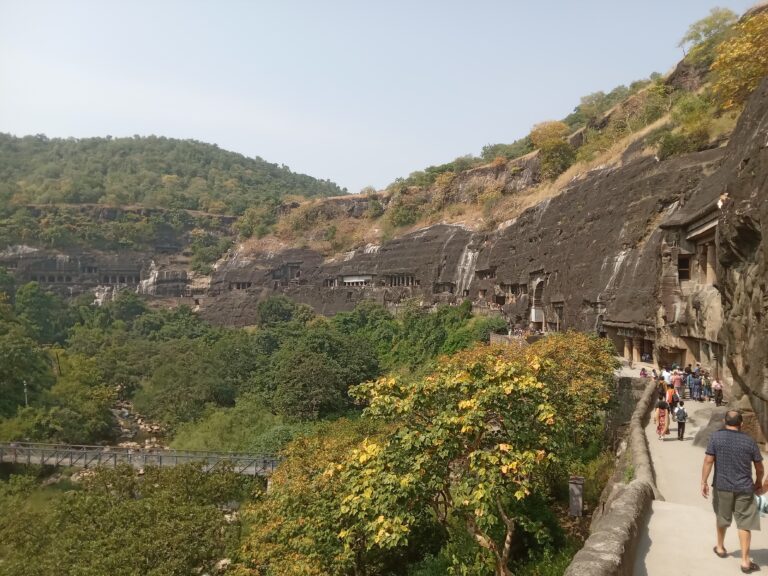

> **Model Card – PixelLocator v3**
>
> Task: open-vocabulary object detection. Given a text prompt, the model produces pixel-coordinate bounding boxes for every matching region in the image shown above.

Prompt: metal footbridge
[0,442,278,476]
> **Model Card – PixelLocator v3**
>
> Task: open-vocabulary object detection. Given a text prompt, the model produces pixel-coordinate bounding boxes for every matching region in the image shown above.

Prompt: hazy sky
[0,1,758,193]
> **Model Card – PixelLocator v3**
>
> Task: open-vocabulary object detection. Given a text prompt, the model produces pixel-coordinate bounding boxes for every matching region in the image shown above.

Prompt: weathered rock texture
[718,77,768,434]
[567,77,768,576]
[203,146,724,329]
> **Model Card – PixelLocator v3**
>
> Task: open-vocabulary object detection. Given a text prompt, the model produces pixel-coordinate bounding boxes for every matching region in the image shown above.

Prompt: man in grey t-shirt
[702,410,764,574]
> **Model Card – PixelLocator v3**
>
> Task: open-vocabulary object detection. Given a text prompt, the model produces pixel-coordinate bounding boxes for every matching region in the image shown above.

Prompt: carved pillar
[633,338,642,364]
[706,242,717,285]
[624,337,632,361]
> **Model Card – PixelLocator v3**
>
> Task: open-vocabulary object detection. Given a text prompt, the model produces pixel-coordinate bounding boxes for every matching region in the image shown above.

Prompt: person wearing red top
[671,369,684,397]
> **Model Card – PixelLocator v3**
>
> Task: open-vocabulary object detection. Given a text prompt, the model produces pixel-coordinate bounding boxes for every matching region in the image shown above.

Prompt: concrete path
[632,398,768,575]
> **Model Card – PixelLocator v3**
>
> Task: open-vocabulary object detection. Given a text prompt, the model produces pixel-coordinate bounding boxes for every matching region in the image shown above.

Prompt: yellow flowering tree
[232,419,381,576]
[341,332,617,576]
[711,12,768,109]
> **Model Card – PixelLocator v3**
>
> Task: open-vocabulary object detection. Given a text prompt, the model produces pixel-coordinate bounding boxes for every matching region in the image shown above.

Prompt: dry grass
[709,108,742,141]
[244,114,673,258]
[235,94,750,262]
[493,114,673,222]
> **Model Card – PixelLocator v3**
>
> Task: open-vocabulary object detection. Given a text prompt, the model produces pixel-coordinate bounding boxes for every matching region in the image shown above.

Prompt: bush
[365,197,384,219]
[539,140,575,180]
[530,121,574,180]
[511,542,582,576]
[189,232,232,274]
[387,201,420,228]
[573,451,615,507]
[655,128,709,160]
[481,137,534,162]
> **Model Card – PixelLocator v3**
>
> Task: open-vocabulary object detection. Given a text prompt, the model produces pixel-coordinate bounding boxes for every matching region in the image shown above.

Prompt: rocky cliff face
[202,76,768,442]
[718,78,768,433]
[3,75,767,439]
[203,146,724,331]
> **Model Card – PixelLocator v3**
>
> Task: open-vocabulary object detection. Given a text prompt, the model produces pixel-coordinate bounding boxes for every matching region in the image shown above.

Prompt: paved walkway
[633,398,768,575]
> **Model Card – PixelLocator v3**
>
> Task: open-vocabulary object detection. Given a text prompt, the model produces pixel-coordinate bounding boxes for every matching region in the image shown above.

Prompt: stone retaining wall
[564,378,659,576]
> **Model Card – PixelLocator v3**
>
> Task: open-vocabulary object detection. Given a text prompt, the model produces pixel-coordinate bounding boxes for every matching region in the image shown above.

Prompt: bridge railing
[0,442,279,476]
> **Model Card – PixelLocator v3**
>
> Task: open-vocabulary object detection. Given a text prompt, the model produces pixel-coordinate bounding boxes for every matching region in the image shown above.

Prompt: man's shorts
[713,489,761,531]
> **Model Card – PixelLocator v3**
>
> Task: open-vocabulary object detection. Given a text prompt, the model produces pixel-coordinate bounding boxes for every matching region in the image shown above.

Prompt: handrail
[0,441,274,459]
[0,442,279,476]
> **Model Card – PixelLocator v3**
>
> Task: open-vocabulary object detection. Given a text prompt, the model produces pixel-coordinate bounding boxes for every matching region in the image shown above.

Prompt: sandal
[713,546,728,558]
[741,561,759,573]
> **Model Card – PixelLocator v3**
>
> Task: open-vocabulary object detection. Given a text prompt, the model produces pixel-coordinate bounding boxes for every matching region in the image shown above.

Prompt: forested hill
[0,133,345,215]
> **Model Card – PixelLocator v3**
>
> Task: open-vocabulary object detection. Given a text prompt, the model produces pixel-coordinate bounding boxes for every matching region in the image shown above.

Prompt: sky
[0,1,759,193]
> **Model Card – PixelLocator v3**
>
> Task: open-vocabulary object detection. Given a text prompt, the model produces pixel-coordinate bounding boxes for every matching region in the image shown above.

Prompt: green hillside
[0,134,345,215]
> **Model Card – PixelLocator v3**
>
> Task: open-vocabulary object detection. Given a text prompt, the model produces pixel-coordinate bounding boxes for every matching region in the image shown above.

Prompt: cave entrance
[658,347,685,370]
[530,281,545,331]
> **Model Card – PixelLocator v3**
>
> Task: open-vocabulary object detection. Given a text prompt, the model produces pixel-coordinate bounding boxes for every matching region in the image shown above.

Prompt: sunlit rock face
[718,78,768,435]
[204,145,723,330]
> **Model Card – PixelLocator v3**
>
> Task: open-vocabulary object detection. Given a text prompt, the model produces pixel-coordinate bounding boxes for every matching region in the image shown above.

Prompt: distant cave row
[321,274,421,288]
[28,272,141,285]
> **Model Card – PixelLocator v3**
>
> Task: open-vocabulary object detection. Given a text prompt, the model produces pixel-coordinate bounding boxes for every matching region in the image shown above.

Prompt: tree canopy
[711,11,768,109]
[0,134,344,215]
[678,7,738,67]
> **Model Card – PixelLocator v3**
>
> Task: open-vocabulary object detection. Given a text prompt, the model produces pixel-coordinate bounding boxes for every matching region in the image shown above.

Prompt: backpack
[672,392,680,404]
[675,407,687,422]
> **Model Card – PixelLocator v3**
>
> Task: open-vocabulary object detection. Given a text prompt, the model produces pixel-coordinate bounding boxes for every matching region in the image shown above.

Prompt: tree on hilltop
[678,7,738,67]
[529,121,574,180]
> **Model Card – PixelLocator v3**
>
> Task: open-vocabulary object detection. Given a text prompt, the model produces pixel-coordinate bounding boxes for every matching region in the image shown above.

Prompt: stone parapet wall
[565,378,659,576]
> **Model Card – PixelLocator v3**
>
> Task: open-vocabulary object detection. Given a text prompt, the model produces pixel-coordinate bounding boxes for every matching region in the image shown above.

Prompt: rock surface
[718,77,768,435]
[203,148,724,329]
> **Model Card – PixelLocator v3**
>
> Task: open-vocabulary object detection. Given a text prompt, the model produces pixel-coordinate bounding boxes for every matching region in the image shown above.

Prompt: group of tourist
[651,363,724,441]
[643,360,764,573]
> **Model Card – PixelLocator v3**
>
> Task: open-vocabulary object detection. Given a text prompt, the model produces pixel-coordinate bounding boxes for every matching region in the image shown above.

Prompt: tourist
[674,401,688,441]
[703,371,713,402]
[657,379,667,400]
[652,368,659,380]
[701,410,764,574]
[685,363,693,377]
[666,383,679,419]
[671,369,684,402]
[691,372,704,402]
[713,378,725,407]
[640,367,649,378]
[655,398,670,440]
[661,366,671,384]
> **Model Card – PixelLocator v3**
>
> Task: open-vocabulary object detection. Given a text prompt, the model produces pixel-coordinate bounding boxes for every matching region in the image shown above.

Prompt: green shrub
[323,225,337,241]
[190,233,232,274]
[540,140,575,179]
[512,541,582,576]
[366,197,384,218]
[656,128,709,160]
[481,137,534,162]
[574,451,615,507]
[387,201,420,227]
